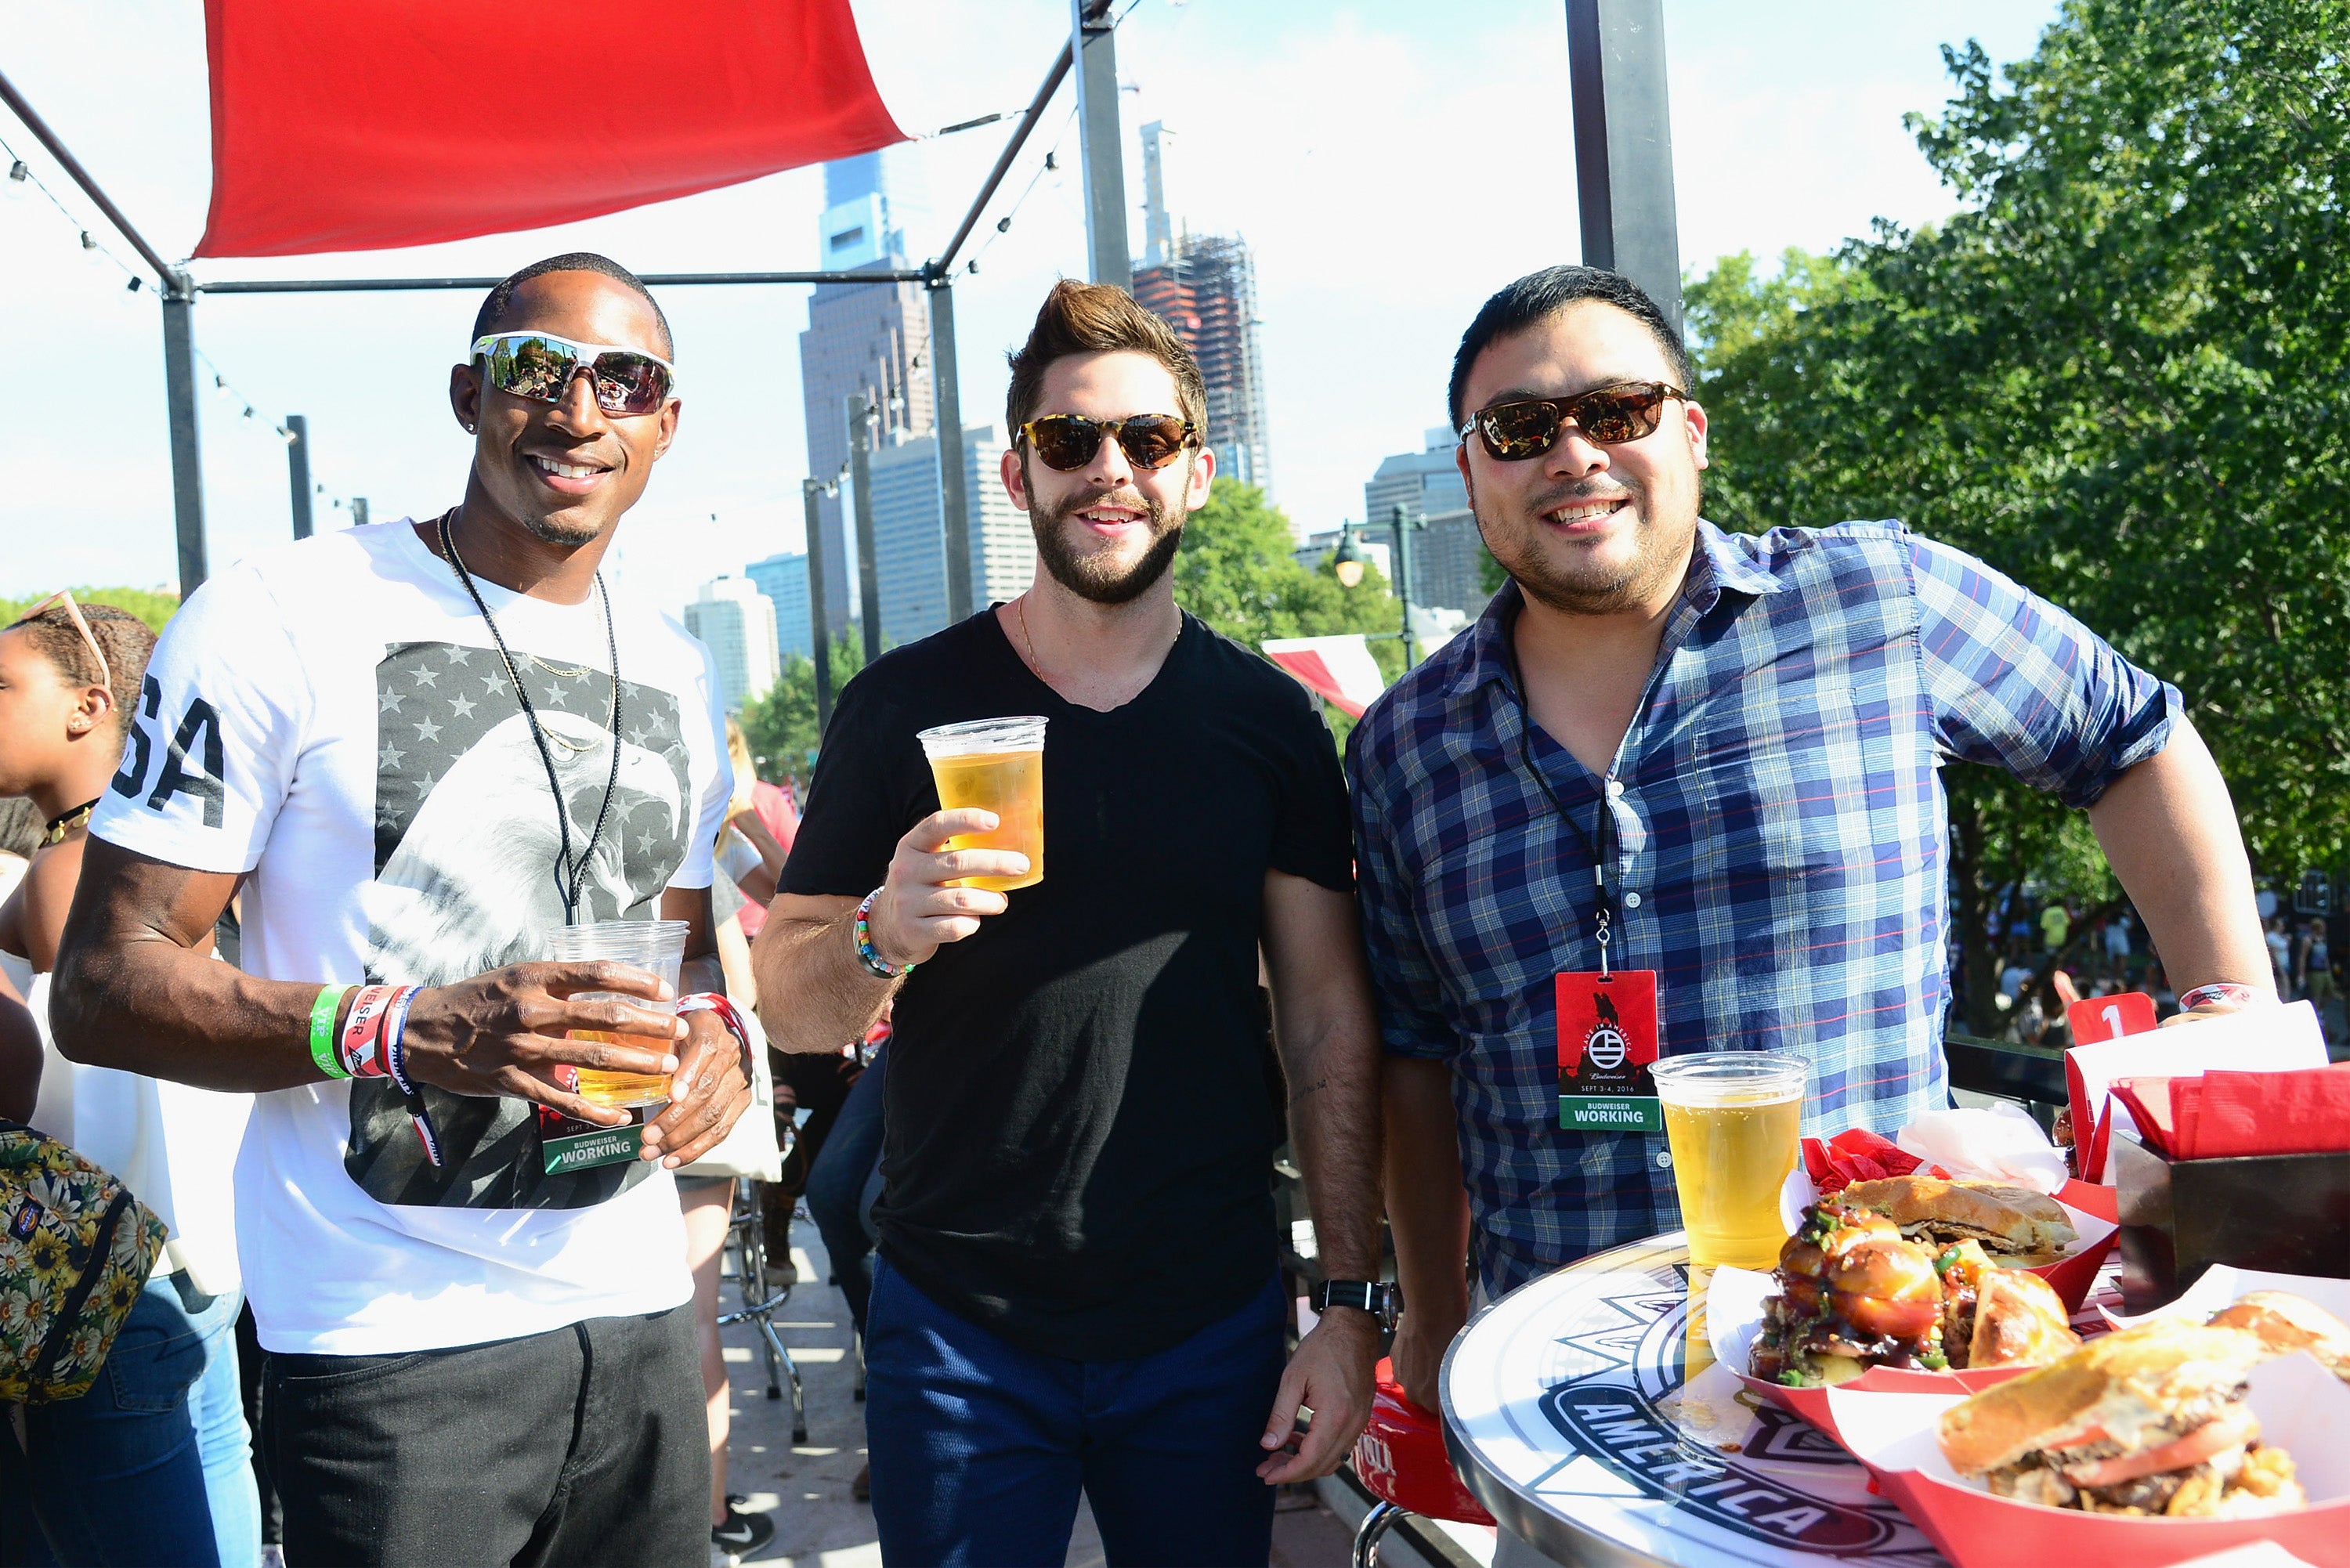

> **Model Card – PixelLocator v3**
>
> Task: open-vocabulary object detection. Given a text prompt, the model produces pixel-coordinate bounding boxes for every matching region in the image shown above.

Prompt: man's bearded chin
[518,510,607,548]
[1031,483,1186,606]
[1482,479,1695,616]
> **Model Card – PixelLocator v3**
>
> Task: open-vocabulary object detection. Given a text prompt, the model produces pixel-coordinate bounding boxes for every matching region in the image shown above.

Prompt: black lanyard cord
[437,510,624,925]
[1510,703,1618,979]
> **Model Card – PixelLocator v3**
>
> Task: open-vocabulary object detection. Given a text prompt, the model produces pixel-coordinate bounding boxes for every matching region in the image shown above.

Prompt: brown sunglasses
[1018,413,1197,472]
[1459,381,1688,461]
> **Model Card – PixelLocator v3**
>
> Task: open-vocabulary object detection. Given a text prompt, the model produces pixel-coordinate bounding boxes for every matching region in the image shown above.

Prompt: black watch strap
[1311,1279,1401,1328]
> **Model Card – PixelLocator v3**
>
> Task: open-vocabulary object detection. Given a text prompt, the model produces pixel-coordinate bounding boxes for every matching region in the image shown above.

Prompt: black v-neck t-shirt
[781,608,1354,1359]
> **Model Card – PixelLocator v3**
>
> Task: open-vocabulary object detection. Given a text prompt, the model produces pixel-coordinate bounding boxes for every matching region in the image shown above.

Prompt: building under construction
[1130,122,1273,495]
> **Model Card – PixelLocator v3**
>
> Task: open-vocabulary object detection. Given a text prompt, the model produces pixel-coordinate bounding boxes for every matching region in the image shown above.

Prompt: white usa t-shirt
[90,520,732,1353]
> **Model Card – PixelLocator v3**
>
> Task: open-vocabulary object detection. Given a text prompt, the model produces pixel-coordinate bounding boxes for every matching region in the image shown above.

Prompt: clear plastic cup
[1648,1051,1809,1269]
[546,919,689,1108]
[917,716,1048,892]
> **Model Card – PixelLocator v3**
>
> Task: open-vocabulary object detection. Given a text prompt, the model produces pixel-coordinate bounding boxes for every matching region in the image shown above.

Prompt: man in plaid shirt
[1352,266,2273,1415]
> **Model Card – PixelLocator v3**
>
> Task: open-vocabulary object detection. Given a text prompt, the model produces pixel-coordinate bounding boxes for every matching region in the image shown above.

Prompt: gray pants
[264,1306,707,1567]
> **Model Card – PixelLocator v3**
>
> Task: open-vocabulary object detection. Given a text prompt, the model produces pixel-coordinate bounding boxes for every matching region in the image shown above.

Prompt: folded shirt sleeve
[1345,717,1457,1061]
[1911,534,2182,808]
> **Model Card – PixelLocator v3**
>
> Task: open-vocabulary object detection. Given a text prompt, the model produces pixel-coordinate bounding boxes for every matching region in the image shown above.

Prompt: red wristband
[338,984,400,1078]
[678,992,754,1076]
[2178,981,2258,1012]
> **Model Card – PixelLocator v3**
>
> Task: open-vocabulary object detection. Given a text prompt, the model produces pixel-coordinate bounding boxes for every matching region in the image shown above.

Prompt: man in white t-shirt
[53,254,752,1566]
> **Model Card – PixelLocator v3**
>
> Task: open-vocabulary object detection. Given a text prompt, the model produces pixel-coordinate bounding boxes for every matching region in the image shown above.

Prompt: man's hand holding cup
[864,809,1031,970]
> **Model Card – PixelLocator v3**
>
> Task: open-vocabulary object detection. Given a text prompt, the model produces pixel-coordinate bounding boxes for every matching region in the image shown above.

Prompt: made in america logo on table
[352,639,692,1212]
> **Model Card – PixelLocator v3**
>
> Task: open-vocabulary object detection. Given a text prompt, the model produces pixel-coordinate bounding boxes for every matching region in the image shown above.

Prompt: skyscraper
[1130,121,1273,495]
[745,551,812,661]
[1362,428,1492,618]
[801,150,935,635]
[868,425,1034,647]
[683,576,781,713]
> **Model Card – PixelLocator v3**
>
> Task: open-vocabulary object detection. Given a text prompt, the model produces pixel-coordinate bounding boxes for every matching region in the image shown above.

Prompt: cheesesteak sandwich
[1838,1174,2078,1265]
[1752,1203,2079,1386]
[2208,1291,2350,1383]
[1936,1321,2305,1516]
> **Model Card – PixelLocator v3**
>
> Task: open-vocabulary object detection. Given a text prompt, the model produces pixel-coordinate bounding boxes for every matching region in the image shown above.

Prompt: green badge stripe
[1560,1094,1665,1133]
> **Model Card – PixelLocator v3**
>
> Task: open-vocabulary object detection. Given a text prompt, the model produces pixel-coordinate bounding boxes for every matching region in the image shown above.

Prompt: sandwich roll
[2207,1291,2350,1383]
[1838,1173,2077,1263]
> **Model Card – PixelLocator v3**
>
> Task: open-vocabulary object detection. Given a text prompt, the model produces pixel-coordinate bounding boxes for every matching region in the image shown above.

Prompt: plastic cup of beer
[546,919,689,1110]
[1647,1051,1807,1270]
[916,716,1047,892]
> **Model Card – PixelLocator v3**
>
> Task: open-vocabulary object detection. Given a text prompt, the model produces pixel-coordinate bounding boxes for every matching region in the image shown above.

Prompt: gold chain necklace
[1013,594,1178,708]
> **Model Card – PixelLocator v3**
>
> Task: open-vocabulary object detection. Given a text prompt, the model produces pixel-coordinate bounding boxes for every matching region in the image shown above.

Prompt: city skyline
[0,2,2066,607]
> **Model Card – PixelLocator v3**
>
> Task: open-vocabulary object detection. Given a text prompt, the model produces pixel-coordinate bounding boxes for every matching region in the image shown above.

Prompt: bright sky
[0,0,2059,612]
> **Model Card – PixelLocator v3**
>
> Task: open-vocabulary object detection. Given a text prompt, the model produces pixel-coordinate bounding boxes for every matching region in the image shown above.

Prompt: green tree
[0,587,179,635]
[1173,479,1409,742]
[739,632,866,782]
[1683,0,2350,1031]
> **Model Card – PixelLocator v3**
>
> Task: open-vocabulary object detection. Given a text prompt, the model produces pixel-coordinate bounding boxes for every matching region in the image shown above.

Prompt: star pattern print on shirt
[352,639,692,1211]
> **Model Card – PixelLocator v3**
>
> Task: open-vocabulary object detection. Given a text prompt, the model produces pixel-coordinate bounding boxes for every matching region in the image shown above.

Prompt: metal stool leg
[1352,1501,1404,1568]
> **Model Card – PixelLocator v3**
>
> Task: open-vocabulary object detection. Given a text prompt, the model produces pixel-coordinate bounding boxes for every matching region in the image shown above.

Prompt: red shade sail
[195,0,906,258]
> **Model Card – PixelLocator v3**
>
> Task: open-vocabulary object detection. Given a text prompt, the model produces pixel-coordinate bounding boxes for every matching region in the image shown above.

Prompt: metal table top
[1439,1232,1946,1568]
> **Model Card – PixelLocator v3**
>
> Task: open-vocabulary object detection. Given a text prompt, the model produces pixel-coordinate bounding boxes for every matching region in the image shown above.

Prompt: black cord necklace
[436,510,623,924]
[42,798,100,847]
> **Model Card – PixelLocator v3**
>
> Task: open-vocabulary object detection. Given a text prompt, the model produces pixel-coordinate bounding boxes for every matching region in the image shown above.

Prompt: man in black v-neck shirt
[756,280,1383,1567]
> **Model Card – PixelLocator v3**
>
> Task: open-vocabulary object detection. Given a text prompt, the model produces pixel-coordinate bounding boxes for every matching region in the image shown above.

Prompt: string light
[193,349,364,518]
[0,132,147,292]
[966,104,1080,275]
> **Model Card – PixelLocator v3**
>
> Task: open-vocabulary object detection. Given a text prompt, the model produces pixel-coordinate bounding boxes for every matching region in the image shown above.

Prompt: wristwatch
[1311,1279,1403,1332]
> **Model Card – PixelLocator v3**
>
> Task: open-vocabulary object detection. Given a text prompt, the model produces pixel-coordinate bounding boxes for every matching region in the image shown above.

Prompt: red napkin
[2192,1064,2350,1158]
[2108,1076,2178,1157]
[1801,1128,1949,1194]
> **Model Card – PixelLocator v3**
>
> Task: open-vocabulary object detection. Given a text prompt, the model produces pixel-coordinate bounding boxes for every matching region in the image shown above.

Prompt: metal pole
[1565,0,1684,334]
[804,479,835,733]
[160,276,208,596]
[0,68,175,286]
[848,396,882,665]
[1392,503,1419,667]
[1071,0,1132,290]
[935,43,1077,276]
[195,269,927,294]
[929,279,974,623]
[286,414,315,540]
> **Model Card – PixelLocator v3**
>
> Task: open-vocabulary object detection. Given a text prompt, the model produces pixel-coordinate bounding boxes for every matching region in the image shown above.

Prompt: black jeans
[263,1306,707,1568]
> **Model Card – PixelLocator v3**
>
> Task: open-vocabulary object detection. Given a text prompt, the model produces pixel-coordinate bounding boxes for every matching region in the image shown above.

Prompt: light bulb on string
[4,161,27,199]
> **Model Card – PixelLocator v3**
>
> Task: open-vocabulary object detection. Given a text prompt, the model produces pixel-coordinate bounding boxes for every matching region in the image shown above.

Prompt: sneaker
[712,1504,776,1559]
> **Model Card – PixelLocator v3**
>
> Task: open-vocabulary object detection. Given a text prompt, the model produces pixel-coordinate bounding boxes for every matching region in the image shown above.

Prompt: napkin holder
[2112,1130,2350,1313]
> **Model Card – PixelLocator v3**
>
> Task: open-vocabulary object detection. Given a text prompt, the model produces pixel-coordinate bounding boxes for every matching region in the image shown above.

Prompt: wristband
[338,984,400,1078]
[854,890,916,980]
[680,992,755,1079]
[2178,981,2258,1012]
[378,986,443,1168]
[309,985,354,1080]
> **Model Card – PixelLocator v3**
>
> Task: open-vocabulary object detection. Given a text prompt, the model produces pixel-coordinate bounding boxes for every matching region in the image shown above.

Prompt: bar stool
[1348,1357,1494,1568]
[718,1174,807,1443]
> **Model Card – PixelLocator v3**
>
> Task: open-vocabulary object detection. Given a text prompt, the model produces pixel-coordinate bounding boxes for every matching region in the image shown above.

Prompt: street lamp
[1389,501,1426,666]
[1332,518,1366,589]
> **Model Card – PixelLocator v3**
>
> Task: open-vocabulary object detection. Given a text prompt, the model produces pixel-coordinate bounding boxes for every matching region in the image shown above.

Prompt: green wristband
[310,985,353,1080]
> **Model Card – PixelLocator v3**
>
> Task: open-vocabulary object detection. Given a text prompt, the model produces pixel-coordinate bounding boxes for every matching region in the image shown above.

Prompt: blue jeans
[805,1044,886,1332]
[864,1258,1284,1568]
[1,1272,261,1567]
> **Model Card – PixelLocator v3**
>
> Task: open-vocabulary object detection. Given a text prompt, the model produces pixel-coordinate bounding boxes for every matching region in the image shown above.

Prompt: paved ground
[715,1209,1357,1567]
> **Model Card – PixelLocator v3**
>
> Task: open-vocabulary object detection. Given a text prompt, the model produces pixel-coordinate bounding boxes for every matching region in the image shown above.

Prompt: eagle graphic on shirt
[350,640,691,1209]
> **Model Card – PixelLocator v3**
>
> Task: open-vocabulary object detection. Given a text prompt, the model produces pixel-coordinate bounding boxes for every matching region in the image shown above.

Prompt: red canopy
[196,0,906,258]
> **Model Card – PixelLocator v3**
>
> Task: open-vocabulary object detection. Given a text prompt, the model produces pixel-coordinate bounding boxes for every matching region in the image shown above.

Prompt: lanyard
[1509,700,1619,979]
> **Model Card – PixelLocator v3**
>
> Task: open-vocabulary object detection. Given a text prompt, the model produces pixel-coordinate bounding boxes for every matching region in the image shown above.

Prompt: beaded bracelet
[2178,981,2258,1012]
[854,889,916,980]
[309,985,354,1080]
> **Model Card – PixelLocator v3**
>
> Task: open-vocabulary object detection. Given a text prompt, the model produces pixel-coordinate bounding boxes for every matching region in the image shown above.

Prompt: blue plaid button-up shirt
[1347,520,2178,1297]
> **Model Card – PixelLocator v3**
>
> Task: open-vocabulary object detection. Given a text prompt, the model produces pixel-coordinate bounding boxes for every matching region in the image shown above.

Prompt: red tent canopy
[196,0,906,258]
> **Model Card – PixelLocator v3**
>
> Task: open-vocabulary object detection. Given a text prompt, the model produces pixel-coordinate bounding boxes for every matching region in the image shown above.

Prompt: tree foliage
[1685,0,2350,1029]
[739,633,866,785]
[1173,478,1406,685]
[0,587,179,636]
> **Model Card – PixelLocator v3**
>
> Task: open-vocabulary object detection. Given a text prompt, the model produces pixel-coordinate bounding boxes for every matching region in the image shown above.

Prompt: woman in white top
[0,595,262,1568]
